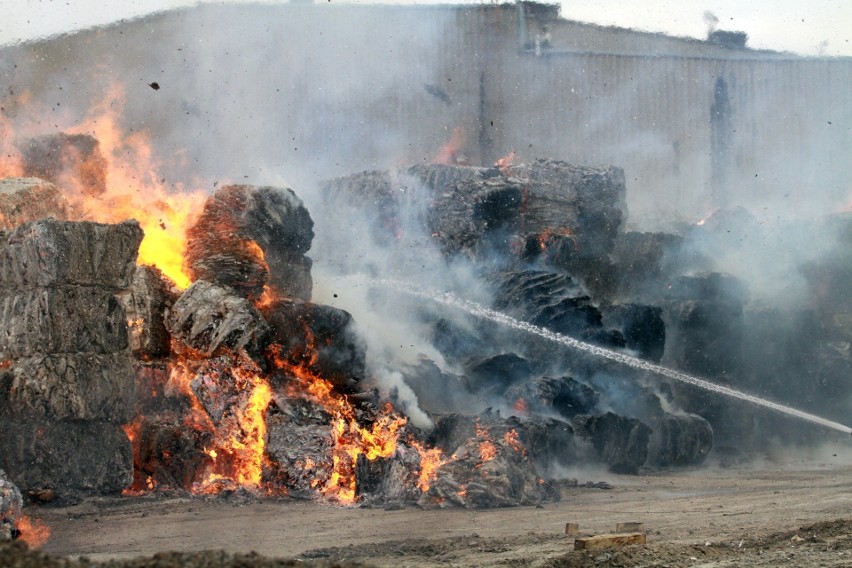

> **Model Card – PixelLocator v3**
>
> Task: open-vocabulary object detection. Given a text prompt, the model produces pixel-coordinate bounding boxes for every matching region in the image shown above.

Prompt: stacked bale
[0,219,143,500]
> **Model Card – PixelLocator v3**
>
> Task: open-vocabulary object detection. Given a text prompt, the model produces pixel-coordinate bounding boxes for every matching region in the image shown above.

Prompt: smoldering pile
[0,129,845,513]
[322,160,725,476]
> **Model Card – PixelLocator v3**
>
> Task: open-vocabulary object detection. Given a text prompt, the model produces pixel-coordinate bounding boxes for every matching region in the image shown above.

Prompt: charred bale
[0,420,132,500]
[322,170,399,242]
[167,280,270,359]
[490,270,603,338]
[18,133,107,197]
[263,298,367,393]
[0,178,69,230]
[400,359,472,414]
[647,414,714,467]
[427,176,524,258]
[126,412,212,491]
[464,353,533,397]
[117,266,176,359]
[518,417,578,472]
[602,304,666,363]
[0,287,128,358]
[0,219,142,291]
[512,159,626,261]
[186,184,314,300]
[0,352,136,422]
[572,413,651,474]
[354,444,421,505]
[662,273,747,377]
[504,376,599,419]
[612,231,686,298]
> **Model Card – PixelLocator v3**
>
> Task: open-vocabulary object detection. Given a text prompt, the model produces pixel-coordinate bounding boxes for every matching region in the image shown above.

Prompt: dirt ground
[19,458,852,567]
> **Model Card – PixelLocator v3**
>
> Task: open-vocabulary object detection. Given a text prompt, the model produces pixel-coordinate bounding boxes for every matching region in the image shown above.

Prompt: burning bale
[0,219,141,500]
[262,298,368,394]
[420,415,560,508]
[185,184,314,300]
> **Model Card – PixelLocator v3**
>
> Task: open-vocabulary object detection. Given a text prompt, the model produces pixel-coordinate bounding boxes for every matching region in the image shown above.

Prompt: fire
[269,344,409,504]
[0,113,23,178]
[475,421,498,463]
[537,227,575,252]
[503,429,526,455]
[15,515,50,549]
[184,359,274,493]
[495,149,516,175]
[432,127,466,165]
[1,83,206,288]
[410,440,447,492]
[512,398,528,415]
[63,85,206,288]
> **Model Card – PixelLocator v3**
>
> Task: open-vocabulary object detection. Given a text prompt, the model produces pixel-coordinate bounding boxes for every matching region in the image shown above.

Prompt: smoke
[0,3,849,454]
[703,11,719,35]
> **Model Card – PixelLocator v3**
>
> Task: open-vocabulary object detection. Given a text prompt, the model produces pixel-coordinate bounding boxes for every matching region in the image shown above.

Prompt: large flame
[0,84,206,288]
[63,85,206,288]
[269,345,409,504]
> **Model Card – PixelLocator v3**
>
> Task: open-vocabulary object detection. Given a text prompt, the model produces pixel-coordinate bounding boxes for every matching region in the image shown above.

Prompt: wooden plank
[616,522,645,533]
[564,523,579,535]
[574,532,646,551]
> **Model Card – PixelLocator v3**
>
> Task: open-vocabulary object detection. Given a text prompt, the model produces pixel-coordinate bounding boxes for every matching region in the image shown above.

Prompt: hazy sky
[1,0,850,56]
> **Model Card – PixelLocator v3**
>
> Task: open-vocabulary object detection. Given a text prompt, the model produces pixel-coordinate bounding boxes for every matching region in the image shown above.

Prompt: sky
[0,0,850,56]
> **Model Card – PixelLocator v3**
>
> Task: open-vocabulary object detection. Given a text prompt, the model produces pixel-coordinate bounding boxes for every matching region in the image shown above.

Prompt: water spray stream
[364,277,852,436]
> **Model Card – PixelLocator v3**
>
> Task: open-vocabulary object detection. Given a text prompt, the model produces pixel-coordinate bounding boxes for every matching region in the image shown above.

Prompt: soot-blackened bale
[572,413,651,474]
[18,133,108,197]
[262,297,367,393]
[464,353,533,397]
[185,184,314,300]
[127,413,212,491]
[647,414,714,467]
[0,178,69,230]
[602,304,666,363]
[504,376,599,419]
[0,220,141,499]
[166,280,270,359]
[0,421,132,500]
[489,270,604,339]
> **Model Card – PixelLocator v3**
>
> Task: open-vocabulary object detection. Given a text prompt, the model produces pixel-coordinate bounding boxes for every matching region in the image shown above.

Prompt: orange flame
[269,344,409,504]
[410,440,447,492]
[495,149,516,175]
[432,127,466,165]
[15,515,50,549]
[61,85,206,288]
[503,429,526,455]
[475,421,498,463]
